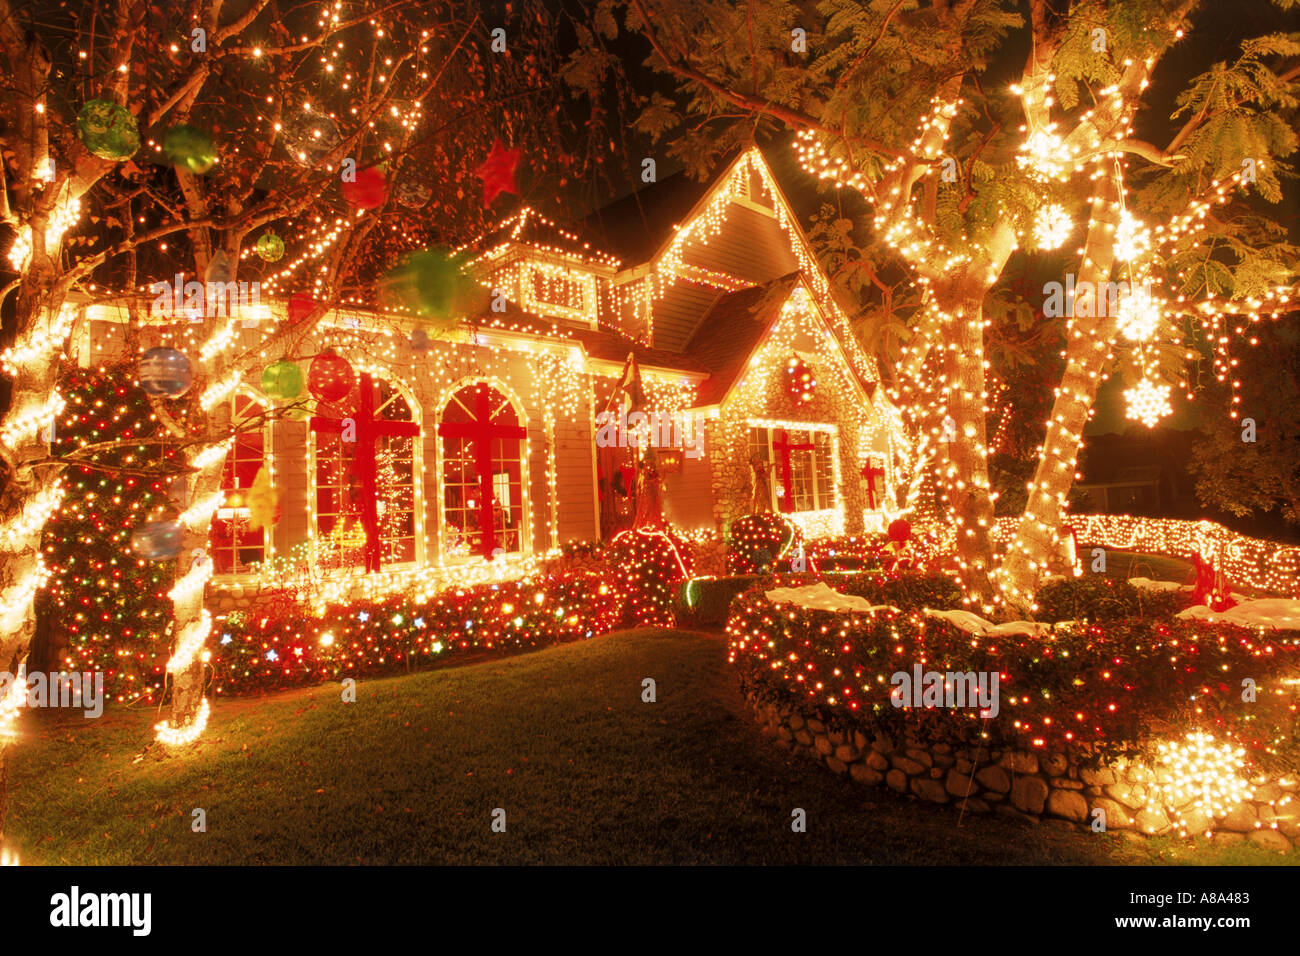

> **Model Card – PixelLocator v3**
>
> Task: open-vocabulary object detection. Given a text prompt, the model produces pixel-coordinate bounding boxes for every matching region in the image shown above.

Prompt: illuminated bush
[211,569,622,693]
[728,589,1300,772]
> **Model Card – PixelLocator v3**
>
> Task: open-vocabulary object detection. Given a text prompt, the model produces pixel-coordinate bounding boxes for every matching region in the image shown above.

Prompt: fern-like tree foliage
[566,0,1300,609]
[1189,320,1300,528]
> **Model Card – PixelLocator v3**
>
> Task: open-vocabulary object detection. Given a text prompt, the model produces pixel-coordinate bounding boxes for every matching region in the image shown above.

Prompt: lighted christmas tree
[40,364,177,704]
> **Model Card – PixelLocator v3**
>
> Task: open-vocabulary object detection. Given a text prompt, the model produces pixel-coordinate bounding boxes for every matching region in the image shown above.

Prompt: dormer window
[521,261,598,325]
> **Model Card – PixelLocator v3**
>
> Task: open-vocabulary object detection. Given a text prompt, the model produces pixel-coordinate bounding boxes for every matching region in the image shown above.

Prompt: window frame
[435,376,532,565]
[747,420,840,516]
[306,366,425,573]
[209,388,274,580]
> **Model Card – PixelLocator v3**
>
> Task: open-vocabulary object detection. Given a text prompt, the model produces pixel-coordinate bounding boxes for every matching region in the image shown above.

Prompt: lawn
[6,627,1294,865]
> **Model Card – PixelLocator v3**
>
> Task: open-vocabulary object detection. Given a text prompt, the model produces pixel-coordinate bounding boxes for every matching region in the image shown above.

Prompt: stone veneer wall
[747,692,1300,852]
[207,583,288,615]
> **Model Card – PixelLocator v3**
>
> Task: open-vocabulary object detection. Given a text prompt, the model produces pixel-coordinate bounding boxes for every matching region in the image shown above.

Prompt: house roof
[577,165,725,265]
[685,274,803,406]
[460,207,620,268]
[469,302,709,376]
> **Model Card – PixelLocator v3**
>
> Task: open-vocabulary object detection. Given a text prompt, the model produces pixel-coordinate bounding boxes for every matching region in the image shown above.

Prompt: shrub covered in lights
[726,513,801,573]
[1034,576,1195,623]
[608,528,692,627]
[210,570,622,694]
[834,569,964,610]
[678,569,960,628]
[729,591,1300,773]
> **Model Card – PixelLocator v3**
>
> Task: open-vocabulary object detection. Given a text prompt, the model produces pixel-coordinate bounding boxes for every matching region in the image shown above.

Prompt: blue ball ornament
[138,347,193,398]
[131,520,184,561]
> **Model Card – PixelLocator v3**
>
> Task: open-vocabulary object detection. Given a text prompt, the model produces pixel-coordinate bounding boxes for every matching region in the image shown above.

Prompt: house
[75,147,905,601]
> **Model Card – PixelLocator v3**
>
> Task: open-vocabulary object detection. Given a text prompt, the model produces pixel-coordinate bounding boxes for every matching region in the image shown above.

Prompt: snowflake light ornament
[1114,210,1151,263]
[1117,285,1161,342]
[1124,378,1173,428]
[1018,129,1076,181]
[1032,203,1072,250]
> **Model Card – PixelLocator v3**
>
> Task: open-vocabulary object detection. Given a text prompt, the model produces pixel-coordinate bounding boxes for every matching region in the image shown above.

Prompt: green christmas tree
[40,363,177,705]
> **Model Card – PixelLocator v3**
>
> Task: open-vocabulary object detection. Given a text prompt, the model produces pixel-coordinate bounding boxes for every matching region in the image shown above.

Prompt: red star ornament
[474,139,521,207]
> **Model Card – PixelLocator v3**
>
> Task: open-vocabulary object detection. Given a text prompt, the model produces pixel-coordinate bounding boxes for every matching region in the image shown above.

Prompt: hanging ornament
[282,111,339,166]
[785,355,816,403]
[288,293,317,324]
[307,350,355,403]
[255,232,285,263]
[130,519,184,561]
[341,166,389,210]
[205,250,234,286]
[162,124,217,174]
[260,359,304,401]
[409,329,431,352]
[474,139,521,207]
[76,100,140,161]
[138,347,193,398]
[379,248,478,322]
[394,170,433,209]
[1032,203,1072,250]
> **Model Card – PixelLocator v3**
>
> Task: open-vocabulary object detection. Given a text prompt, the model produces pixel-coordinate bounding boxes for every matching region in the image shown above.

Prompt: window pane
[314,378,418,569]
[441,383,525,558]
[210,393,267,574]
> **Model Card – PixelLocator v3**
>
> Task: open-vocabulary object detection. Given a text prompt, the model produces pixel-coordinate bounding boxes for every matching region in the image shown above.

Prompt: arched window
[312,372,420,570]
[438,381,527,560]
[210,391,271,574]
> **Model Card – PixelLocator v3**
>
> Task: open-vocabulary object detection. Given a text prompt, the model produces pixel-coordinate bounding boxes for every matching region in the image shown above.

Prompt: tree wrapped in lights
[577,0,1300,609]
[0,0,622,754]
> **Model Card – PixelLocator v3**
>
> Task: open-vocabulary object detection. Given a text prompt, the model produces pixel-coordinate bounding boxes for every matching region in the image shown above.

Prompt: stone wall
[206,582,291,616]
[747,692,1299,852]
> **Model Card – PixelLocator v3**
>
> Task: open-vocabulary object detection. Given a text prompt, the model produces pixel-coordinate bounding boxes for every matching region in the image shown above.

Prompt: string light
[155,698,210,747]
[1147,732,1254,837]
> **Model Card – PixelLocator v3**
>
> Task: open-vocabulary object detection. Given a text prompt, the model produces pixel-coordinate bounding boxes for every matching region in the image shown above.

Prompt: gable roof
[576,165,722,265]
[685,274,803,406]
[469,300,709,377]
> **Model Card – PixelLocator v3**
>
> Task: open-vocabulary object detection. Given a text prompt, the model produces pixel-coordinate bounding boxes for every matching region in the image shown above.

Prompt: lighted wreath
[785,354,816,404]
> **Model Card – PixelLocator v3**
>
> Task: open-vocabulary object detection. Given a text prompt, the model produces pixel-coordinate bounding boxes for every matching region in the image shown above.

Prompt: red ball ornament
[288,293,317,324]
[308,350,355,404]
[887,518,911,544]
[785,354,815,403]
[341,166,388,210]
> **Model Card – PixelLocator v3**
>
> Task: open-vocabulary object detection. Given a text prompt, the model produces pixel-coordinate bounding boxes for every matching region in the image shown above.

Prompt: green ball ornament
[77,100,140,161]
[256,232,285,263]
[163,124,217,174]
[261,360,304,401]
[379,248,477,322]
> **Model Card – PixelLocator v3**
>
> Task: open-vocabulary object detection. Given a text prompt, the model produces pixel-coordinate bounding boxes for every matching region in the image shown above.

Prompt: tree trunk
[160,329,234,742]
[938,289,997,603]
[999,178,1123,605]
[0,282,68,842]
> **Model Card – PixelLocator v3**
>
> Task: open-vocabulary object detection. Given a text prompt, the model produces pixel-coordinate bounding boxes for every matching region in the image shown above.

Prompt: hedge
[728,588,1300,773]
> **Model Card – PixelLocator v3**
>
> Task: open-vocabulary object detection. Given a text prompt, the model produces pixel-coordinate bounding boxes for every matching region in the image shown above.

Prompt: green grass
[6,628,1295,865]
